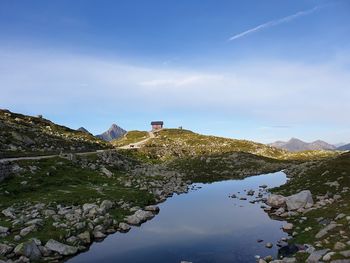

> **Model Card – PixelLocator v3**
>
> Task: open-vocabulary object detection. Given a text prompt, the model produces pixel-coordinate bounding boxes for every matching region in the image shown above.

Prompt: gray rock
[330,260,350,263]
[307,249,330,263]
[265,242,273,248]
[126,210,155,225]
[100,200,113,212]
[282,223,294,231]
[25,218,43,226]
[82,203,98,213]
[334,242,346,250]
[14,240,42,261]
[315,223,337,239]
[144,205,160,212]
[77,231,91,244]
[0,226,9,234]
[20,225,36,236]
[45,239,78,255]
[0,243,13,256]
[267,194,286,208]
[118,222,131,232]
[340,250,350,257]
[285,190,313,211]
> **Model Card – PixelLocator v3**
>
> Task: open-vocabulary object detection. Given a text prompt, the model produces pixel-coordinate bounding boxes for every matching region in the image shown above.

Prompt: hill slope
[269,138,336,152]
[112,130,149,147]
[138,129,336,161]
[338,143,350,151]
[0,109,112,158]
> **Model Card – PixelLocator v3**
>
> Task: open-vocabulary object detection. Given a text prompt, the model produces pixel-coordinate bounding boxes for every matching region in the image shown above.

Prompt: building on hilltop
[151,121,164,131]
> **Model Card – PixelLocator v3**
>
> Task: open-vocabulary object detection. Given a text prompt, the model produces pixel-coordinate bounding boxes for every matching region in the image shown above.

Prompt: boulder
[45,239,78,256]
[126,210,155,225]
[0,243,13,256]
[307,249,329,263]
[285,190,313,211]
[14,240,42,261]
[282,223,294,231]
[0,226,9,235]
[77,231,91,244]
[144,205,160,213]
[267,194,286,208]
[100,200,113,213]
[20,225,36,236]
[118,223,131,232]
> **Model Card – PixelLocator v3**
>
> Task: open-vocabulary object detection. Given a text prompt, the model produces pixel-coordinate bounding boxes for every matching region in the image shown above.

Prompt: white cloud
[1,48,350,127]
[229,6,322,41]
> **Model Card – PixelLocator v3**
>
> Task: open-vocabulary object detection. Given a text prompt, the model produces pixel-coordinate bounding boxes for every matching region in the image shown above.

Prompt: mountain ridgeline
[97,124,127,142]
[269,138,337,152]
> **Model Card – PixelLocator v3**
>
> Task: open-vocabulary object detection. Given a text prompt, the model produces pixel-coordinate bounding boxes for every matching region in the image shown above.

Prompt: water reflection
[68,171,288,263]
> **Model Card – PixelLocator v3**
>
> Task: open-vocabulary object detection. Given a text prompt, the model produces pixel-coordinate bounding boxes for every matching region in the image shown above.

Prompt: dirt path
[118,131,155,149]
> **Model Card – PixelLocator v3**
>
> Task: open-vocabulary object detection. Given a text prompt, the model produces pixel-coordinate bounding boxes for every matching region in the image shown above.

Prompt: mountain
[97,124,127,141]
[0,109,112,158]
[269,138,336,152]
[337,143,350,151]
[77,127,92,135]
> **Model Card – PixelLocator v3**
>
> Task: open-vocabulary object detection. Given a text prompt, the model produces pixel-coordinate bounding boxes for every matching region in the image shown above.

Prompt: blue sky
[1,0,350,143]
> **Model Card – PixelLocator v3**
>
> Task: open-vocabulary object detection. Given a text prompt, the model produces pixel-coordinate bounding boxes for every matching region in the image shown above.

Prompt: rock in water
[126,210,155,225]
[285,190,313,211]
[45,239,78,256]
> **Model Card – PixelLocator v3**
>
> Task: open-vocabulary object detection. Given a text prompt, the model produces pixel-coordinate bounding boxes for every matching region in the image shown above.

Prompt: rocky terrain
[96,124,126,142]
[258,152,350,262]
[269,138,336,152]
[0,110,111,158]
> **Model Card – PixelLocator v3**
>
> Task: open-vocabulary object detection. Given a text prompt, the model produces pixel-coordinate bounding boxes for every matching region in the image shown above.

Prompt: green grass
[138,128,338,162]
[112,130,149,147]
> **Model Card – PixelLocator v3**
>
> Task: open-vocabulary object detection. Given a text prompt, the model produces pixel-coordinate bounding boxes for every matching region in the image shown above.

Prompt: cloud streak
[229,6,321,41]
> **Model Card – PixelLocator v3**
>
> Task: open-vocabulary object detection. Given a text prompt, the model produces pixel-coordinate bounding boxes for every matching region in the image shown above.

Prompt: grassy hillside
[112,130,149,147]
[0,109,112,158]
[139,129,337,161]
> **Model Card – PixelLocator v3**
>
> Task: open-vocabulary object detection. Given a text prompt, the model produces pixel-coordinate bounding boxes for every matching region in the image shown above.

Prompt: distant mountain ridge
[97,124,127,141]
[337,143,350,151]
[269,138,336,152]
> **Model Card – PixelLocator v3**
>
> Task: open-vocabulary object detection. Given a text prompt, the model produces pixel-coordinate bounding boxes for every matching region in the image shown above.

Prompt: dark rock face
[269,138,336,152]
[97,124,127,141]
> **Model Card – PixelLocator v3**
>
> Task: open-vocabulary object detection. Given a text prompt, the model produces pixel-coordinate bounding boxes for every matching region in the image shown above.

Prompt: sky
[0,0,350,144]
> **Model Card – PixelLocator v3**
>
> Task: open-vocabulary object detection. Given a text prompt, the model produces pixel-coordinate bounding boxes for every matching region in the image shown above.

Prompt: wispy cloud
[229,6,322,41]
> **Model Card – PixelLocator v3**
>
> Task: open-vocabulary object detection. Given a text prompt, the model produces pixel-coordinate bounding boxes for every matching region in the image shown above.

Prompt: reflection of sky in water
[68,172,288,263]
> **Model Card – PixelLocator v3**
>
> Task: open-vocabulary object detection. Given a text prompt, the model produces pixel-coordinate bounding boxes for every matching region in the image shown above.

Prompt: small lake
[69,171,288,263]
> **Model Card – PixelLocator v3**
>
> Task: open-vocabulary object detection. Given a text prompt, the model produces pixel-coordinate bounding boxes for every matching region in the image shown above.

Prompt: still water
[69,171,288,263]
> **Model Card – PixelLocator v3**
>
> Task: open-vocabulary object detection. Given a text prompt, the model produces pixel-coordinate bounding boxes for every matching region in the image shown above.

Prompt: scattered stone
[126,210,155,225]
[307,249,330,263]
[45,239,78,256]
[77,231,91,245]
[282,223,294,231]
[334,242,346,250]
[0,243,13,256]
[118,223,131,232]
[315,223,337,239]
[20,225,36,236]
[14,240,42,261]
[265,242,273,248]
